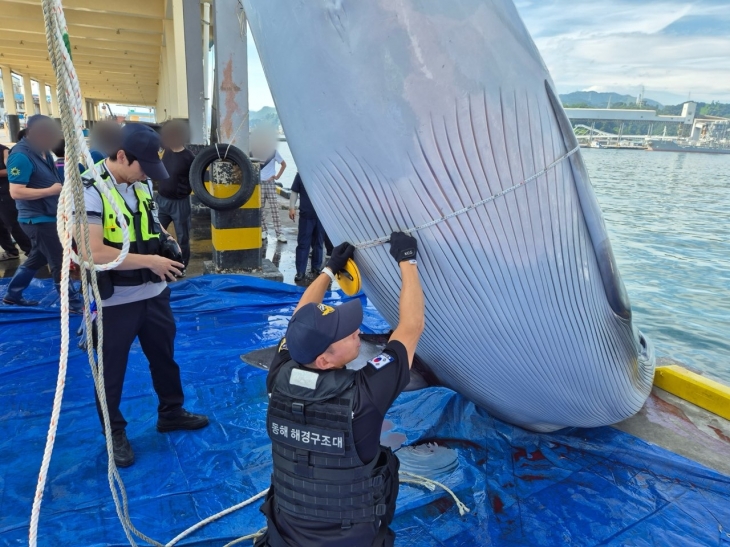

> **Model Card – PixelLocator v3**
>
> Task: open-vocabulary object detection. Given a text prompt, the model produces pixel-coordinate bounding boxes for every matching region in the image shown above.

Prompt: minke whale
[243,0,656,431]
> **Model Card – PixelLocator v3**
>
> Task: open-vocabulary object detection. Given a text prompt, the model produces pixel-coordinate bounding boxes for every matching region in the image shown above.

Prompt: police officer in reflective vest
[257,232,425,547]
[80,123,209,468]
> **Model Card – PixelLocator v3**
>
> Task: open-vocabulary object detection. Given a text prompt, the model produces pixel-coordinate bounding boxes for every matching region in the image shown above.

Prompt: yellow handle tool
[336,259,362,296]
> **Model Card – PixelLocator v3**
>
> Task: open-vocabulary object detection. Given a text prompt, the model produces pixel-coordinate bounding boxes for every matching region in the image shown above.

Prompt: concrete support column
[213,0,248,150]
[21,74,34,116]
[183,0,206,144]
[202,2,211,142]
[0,66,17,115]
[1,66,20,141]
[208,0,261,272]
[172,0,189,118]
[163,20,180,118]
[39,82,51,115]
[49,84,60,118]
[156,45,171,122]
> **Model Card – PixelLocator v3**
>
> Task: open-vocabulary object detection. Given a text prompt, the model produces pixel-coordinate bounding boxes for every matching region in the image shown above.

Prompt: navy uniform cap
[286,300,363,364]
[121,123,169,181]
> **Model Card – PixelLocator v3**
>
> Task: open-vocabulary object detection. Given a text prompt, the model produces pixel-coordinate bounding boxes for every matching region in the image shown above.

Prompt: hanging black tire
[188,143,256,211]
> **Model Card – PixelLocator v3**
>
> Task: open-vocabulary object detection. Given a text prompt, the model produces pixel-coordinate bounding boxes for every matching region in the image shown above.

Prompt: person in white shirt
[259,148,287,243]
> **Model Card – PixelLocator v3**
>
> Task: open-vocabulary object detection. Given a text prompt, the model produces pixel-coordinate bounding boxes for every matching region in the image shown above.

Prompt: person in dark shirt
[256,233,425,547]
[0,143,32,260]
[154,120,196,271]
[3,115,82,312]
[289,172,326,282]
[51,140,86,179]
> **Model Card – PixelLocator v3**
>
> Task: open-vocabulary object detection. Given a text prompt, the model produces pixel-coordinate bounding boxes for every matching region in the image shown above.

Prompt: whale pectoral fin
[240,347,276,371]
[545,81,632,320]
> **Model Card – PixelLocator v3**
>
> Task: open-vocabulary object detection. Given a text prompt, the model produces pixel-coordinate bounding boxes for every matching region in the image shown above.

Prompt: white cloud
[245,1,730,108]
[516,0,730,103]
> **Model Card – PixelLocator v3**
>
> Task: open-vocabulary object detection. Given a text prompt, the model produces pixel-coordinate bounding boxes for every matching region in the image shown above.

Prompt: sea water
[279,143,730,383]
[584,149,730,383]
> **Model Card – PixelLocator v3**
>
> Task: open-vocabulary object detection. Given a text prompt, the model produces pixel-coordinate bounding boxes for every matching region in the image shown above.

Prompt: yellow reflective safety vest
[82,163,163,287]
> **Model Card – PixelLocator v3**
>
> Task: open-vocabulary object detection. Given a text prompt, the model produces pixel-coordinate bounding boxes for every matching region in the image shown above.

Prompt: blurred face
[113,150,147,183]
[90,121,122,157]
[161,121,189,149]
[316,329,361,370]
[28,120,63,152]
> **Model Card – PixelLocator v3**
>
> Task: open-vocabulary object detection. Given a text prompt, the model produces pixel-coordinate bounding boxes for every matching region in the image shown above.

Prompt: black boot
[156,409,210,433]
[111,430,135,468]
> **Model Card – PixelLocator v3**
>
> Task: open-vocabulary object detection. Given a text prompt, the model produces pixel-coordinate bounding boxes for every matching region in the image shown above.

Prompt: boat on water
[647,140,730,155]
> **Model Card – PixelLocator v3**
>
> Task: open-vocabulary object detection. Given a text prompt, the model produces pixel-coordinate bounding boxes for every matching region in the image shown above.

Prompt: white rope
[31,4,272,546]
[399,471,471,517]
[222,527,268,547]
[218,471,472,546]
[165,489,269,547]
[354,145,581,249]
[30,3,136,547]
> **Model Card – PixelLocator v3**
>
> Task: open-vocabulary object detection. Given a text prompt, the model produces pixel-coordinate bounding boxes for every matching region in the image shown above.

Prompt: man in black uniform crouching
[256,232,425,547]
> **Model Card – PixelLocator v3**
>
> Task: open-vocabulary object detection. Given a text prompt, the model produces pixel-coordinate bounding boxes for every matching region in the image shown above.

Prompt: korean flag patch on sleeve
[368,353,394,370]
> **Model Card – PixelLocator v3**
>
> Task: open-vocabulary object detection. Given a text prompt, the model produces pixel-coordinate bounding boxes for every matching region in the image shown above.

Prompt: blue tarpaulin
[1,275,729,546]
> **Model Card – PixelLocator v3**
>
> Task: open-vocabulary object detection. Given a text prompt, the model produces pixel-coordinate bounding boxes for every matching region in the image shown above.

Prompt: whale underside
[244,0,655,431]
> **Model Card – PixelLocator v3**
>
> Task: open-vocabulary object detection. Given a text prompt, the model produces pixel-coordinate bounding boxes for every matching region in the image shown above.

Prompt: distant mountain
[250,106,280,129]
[560,91,662,108]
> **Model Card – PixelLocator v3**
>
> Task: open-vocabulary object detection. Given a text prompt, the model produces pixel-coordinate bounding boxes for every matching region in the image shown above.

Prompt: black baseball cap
[121,123,168,180]
[286,300,363,364]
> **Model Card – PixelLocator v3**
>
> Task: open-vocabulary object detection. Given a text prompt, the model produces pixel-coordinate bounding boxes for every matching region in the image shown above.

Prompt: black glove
[159,234,183,264]
[326,242,355,274]
[389,231,417,263]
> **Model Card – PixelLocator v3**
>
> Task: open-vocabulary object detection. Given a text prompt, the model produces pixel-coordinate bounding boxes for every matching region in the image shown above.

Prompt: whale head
[244,0,655,431]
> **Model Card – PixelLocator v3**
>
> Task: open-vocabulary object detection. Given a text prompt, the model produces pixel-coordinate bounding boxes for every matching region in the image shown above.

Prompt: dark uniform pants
[5,222,64,301]
[0,194,32,255]
[95,287,184,432]
[295,214,324,275]
[155,195,192,267]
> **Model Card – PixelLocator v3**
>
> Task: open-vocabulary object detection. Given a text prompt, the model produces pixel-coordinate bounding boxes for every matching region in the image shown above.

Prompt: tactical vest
[83,163,162,288]
[267,360,398,533]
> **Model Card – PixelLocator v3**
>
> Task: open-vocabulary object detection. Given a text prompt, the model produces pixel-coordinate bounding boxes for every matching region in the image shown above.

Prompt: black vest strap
[275,495,387,525]
[272,443,363,469]
[272,450,378,482]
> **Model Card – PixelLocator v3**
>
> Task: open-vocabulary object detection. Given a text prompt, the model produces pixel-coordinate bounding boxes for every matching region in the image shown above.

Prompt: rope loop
[354,145,580,250]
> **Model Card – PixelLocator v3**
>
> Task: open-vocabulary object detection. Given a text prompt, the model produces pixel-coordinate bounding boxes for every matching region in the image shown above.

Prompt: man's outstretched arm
[293,242,354,314]
[388,232,425,367]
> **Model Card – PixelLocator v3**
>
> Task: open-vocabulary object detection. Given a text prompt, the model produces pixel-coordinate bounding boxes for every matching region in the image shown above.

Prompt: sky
[246,0,730,110]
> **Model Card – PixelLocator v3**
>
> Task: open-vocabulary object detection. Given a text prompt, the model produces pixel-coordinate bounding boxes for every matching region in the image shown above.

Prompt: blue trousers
[295,214,324,275]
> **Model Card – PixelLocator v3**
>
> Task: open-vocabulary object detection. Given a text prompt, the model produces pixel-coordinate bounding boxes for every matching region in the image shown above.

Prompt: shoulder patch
[10,167,20,177]
[290,368,319,390]
[368,353,394,370]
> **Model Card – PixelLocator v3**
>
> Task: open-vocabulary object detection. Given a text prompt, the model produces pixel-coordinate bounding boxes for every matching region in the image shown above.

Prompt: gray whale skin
[244,0,655,432]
